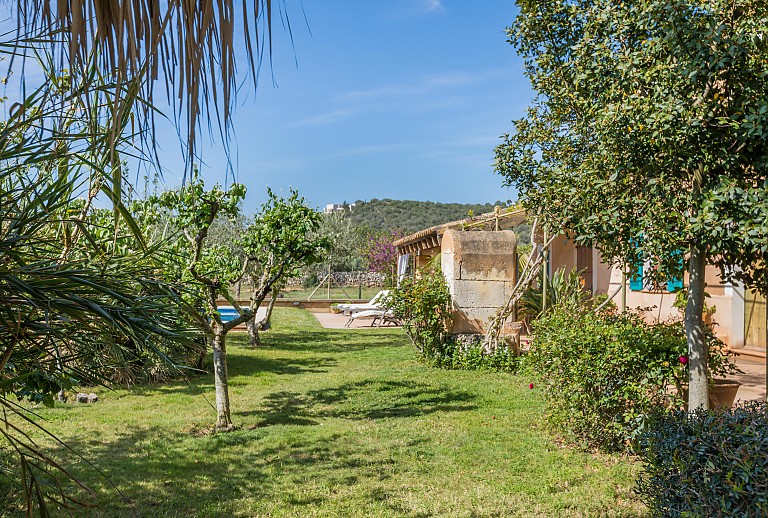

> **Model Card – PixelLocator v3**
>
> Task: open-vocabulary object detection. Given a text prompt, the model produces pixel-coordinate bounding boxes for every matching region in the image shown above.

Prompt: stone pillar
[441,229,517,334]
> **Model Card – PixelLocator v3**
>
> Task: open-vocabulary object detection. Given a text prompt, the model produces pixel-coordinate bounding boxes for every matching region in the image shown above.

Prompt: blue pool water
[217,306,239,322]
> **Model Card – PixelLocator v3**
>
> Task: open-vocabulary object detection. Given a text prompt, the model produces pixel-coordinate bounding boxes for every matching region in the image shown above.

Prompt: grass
[12,308,646,517]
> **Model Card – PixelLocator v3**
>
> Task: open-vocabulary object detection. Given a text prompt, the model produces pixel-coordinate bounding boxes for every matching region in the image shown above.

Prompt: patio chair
[335,290,390,315]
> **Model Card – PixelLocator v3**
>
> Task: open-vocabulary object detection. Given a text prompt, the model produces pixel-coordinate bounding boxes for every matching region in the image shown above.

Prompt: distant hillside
[347,198,515,233]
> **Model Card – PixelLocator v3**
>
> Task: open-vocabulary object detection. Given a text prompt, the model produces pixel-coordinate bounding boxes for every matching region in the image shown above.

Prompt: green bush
[529,304,686,451]
[386,265,453,362]
[433,335,522,373]
[529,303,737,452]
[388,267,522,374]
[636,402,768,517]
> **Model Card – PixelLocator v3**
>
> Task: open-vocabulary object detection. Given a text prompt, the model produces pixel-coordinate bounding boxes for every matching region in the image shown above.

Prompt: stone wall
[441,229,517,334]
[285,271,385,287]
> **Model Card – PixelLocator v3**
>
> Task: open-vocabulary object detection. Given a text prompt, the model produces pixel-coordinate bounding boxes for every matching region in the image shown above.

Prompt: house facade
[394,209,765,359]
[545,233,766,357]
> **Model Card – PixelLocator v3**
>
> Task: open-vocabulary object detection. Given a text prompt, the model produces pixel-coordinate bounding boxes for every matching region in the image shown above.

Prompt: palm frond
[11,0,289,172]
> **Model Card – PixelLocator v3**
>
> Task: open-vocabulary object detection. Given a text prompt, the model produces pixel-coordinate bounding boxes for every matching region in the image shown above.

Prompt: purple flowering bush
[364,230,404,286]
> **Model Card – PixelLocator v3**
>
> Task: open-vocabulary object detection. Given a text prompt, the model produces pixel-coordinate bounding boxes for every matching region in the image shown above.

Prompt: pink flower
[528,383,534,389]
[678,355,688,365]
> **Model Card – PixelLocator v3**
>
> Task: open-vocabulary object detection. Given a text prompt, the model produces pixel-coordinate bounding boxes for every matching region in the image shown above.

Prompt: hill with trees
[347,198,515,233]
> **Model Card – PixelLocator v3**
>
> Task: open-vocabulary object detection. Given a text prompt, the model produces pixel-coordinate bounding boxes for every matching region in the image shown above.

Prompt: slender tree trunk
[246,289,279,347]
[246,318,262,347]
[212,330,234,430]
[686,242,709,411]
[264,288,279,327]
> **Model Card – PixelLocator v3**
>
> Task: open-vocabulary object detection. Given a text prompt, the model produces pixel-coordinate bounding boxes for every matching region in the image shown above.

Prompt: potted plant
[673,289,717,326]
[670,328,741,409]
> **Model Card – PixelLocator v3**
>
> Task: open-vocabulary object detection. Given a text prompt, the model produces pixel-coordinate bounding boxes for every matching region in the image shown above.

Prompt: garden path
[731,355,766,402]
[312,311,400,329]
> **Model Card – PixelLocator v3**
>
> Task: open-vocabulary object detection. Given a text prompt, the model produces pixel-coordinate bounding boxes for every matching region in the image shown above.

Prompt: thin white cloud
[423,0,445,14]
[323,143,414,159]
[283,69,507,130]
[335,70,502,104]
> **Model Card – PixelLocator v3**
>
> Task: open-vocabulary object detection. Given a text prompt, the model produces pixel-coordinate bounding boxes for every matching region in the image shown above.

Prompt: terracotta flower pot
[708,379,741,409]
[677,379,742,409]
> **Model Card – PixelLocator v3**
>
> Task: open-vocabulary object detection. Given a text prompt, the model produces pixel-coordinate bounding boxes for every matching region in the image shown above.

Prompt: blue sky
[151,0,532,210]
[2,1,531,210]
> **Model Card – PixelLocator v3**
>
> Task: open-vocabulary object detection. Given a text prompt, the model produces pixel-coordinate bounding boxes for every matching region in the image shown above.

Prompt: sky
[150,0,532,211]
[2,1,533,211]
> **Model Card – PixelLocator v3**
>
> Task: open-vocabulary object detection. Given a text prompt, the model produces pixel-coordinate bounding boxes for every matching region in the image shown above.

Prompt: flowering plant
[667,326,739,396]
[364,229,404,286]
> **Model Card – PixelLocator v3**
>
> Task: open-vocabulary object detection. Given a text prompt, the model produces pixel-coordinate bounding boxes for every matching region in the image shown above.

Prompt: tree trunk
[685,242,709,411]
[246,318,261,347]
[264,288,278,327]
[212,330,234,430]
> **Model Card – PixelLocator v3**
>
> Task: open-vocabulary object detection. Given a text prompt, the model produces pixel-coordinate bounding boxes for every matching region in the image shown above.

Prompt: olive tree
[497,0,768,410]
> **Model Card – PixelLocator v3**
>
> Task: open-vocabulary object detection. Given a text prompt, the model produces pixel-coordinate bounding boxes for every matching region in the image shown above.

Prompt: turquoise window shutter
[667,252,684,292]
[629,238,643,291]
[667,277,683,292]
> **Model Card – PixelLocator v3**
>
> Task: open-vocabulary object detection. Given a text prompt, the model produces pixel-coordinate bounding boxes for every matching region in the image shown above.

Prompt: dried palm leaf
[11,0,286,177]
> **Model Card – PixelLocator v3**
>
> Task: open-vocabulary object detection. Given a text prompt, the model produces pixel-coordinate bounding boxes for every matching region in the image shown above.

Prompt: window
[629,245,683,293]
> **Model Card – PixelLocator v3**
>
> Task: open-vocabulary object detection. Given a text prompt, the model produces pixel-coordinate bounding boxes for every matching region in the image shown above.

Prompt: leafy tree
[150,181,328,430]
[298,211,367,289]
[240,189,331,347]
[497,0,768,410]
[319,212,367,272]
[148,178,248,431]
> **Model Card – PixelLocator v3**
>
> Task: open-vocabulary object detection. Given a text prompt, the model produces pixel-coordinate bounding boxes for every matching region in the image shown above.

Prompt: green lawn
[16,308,646,517]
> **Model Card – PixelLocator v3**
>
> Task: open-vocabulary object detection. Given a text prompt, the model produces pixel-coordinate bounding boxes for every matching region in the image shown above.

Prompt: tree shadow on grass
[121,354,338,400]
[242,379,477,427]
[254,327,409,354]
[226,353,337,378]
[44,426,428,517]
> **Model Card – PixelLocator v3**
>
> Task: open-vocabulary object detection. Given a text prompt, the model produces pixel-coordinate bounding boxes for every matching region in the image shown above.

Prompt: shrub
[529,303,738,452]
[636,402,768,517]
[386,264,452,361]
[432,335,522,373]
[530,304,684,451]
[388,267,522,373]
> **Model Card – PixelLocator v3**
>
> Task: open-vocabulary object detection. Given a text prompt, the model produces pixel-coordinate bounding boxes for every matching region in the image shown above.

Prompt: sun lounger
[335,290,390,315]
[344,308,400,328]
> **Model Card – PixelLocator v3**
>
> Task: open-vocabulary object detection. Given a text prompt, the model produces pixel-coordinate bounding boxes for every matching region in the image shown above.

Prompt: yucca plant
[0,50,203,515]
[519,267,591,321]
